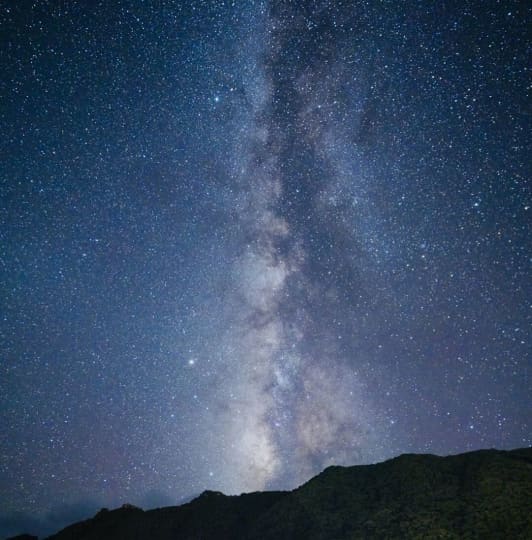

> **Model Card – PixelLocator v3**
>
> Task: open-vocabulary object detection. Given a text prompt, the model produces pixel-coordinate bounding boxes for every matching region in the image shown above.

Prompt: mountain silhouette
[12,447,531,540]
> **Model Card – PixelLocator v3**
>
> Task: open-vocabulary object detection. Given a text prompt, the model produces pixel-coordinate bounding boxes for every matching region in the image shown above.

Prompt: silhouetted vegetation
[43,447,532,540]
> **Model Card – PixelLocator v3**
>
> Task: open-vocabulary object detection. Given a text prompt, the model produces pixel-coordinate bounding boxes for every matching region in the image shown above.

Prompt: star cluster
[1,1,530,538]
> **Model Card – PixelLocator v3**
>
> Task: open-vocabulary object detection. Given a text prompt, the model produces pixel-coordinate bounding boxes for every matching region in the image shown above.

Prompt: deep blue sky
[1,1,530,538]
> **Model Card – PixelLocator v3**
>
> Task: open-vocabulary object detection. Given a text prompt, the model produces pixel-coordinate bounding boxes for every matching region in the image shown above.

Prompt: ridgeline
[13,447,532,540]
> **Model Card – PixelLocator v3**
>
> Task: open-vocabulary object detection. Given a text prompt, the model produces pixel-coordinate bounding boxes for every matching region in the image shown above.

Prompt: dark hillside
[39,447,532,540]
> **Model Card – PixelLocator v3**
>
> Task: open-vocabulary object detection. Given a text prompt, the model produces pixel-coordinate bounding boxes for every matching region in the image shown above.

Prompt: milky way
[1,1,530,538]
[208,5,387,492]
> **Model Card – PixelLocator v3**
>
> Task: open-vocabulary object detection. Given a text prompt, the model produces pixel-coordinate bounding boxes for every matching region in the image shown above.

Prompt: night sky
[1,1,530,537]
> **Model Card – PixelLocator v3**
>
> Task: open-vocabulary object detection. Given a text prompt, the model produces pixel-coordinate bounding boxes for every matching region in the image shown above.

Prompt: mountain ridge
[10,447,532,540]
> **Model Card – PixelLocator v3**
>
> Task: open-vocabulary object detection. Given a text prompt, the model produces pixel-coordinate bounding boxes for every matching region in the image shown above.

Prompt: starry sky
[1,1,530,537]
